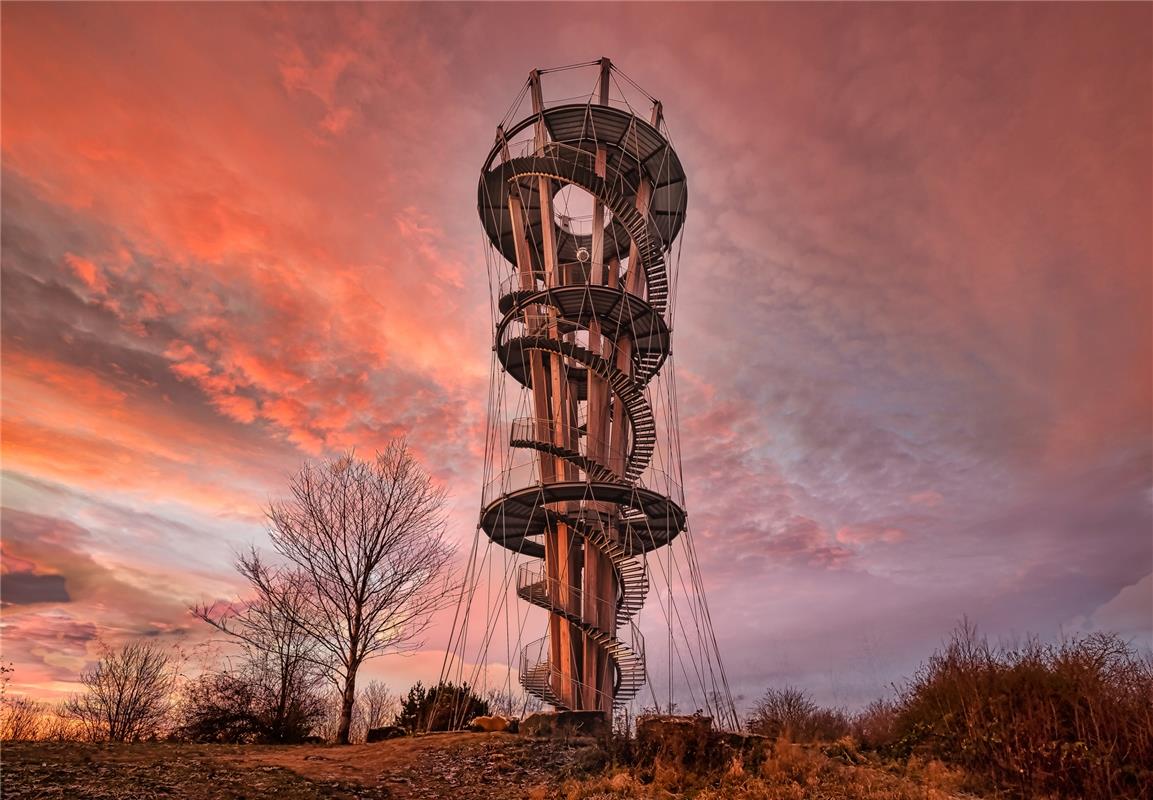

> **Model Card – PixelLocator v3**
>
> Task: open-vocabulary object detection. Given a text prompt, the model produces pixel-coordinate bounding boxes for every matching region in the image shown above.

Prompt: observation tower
[448,59,735,725]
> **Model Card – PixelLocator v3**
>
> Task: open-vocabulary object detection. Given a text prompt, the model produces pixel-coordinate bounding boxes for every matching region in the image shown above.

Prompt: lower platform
[480,481,686,557]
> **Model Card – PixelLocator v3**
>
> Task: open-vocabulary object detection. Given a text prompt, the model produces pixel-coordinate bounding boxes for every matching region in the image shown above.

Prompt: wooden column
[579,57,619,712]
[530,69,583,710]
[500,126,556,488]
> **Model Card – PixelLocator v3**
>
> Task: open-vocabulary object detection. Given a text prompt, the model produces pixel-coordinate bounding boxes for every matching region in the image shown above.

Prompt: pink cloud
[836,525,907,546]
[908,490,943,507]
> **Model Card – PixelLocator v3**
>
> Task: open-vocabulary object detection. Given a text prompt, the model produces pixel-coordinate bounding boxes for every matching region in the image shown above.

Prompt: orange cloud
[63,253,109,294]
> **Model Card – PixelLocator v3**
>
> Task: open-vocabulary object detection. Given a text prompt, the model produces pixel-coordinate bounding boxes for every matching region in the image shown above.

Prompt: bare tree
[234,442,457,744]
[62,640,174,741]
[358,680,397,739]
[746,686,849,742]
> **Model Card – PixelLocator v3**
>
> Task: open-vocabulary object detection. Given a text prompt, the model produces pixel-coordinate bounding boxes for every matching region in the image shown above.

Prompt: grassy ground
[0,735,980,800]
[0,733,602,800]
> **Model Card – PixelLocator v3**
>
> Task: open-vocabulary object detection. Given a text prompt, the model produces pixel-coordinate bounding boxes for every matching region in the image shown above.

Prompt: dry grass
[544,740,972,800]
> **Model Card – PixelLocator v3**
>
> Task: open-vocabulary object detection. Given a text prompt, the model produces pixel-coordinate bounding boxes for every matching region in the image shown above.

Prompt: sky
[2,3,1150,709]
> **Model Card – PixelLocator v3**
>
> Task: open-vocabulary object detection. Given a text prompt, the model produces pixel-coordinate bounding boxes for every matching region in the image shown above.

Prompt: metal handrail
[517,562,638,613]
[499,316,627,372]
[635,467,685,508]
[481,460,684,510]
[519,624,646,674]
[495,139,643,195]
[509,416,616,467]
[481,461,542,509]
[488,141,667,263]
[519,623,645,675]
[496,263,633,300]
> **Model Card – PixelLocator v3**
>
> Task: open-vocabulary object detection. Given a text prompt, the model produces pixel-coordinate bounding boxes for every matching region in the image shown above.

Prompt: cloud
[1068,573,1153,650]
[836,525,906,546]
[1,573,71,606]
[63,253,109,294]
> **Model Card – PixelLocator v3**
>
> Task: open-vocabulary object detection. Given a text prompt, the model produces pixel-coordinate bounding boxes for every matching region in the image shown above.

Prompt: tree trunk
[336,669,357,744]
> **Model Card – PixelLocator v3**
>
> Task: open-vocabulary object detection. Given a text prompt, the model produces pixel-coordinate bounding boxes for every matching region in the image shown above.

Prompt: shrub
[394,681,489,732]
[849,697,900,751]
[175,664,325,743]
[892,621,1153,800]
[1,696,46,741]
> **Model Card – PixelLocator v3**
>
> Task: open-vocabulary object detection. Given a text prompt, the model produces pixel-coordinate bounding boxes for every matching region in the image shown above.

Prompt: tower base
[520,710,610,739]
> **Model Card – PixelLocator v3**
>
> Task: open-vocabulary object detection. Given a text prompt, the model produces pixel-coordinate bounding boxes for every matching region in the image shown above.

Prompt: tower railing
[518,621,647,711]
[496,263,637,299]
[480,457,684,511]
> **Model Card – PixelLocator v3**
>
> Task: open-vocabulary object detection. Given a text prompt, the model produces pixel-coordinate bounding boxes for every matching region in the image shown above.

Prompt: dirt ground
[0,733,602,800]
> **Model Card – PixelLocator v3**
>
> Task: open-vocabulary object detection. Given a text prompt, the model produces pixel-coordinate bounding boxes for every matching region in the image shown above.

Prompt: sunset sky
[2,3,1150,709]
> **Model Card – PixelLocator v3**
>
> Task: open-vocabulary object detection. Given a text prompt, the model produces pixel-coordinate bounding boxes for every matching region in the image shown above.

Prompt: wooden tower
[477,59,688,713]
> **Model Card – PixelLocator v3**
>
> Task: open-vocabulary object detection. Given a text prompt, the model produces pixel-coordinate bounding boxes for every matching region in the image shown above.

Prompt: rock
[519,710,609,739]
[468,714,513,733]
[366,725,407,742]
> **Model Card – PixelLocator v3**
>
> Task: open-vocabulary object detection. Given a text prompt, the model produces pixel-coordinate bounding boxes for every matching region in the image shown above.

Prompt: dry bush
[635,715,716,775]
[346,679,398,742]
[850,697,900,750]
[893,621,1153,800]
[175,661,326,743]
[1,696,46,741]
[330,680,401,743]
[484,686,543,718]
[746,686,849,742]
[40,707,88,741]
[551,770,647,799]
[311,688,344,743]
[192,564,331,742]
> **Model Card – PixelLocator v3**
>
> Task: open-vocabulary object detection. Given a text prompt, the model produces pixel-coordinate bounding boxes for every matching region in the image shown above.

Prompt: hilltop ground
[1,732,976,800]
[2,733,582,800]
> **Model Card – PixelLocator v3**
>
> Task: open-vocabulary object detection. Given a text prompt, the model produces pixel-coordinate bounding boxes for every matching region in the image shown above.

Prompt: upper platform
[479,104,686,272]
[478,54,689,278]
